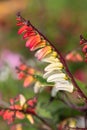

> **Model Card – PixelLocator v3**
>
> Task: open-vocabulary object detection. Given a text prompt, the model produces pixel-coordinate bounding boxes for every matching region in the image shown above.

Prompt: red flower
[18,25,33,35]
[3,110,14,124]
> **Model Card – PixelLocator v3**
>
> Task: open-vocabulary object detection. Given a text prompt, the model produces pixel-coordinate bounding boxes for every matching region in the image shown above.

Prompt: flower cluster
[16,13,74,97]
[0,94,37,124]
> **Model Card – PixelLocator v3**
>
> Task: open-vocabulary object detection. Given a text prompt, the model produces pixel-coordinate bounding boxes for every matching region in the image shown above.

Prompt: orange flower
[30,40,46,51]
[23,76,34,87]
[25,35,41,48]
[35,46,52,60]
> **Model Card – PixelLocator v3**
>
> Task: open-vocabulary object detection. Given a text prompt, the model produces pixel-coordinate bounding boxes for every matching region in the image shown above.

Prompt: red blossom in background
[80,35,87,62]
[65,51,83,62]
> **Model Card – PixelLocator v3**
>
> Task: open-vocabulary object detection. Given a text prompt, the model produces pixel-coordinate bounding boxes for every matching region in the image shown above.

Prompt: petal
[35,46,52,60]
[34,82,41,93]
[24,76,34,87]
[19,64,27,71]
[47,73,66,82]
[51,81,74,97]
[42,57,59,63]
[18,25,32,34]
[26,114,34,124]
[25,35,41,48]
[19,94,26,106]
[44,62,63,72]
[16,21,24,26]
[27,68,35,75]
[18,72,25,80]
[34,81,45,93]
[30,40,46,51]
[23,31,36,39]
[43,70,62,79]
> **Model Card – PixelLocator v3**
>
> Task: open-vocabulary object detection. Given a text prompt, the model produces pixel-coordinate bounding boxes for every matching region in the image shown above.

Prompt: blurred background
[0,0,87,130]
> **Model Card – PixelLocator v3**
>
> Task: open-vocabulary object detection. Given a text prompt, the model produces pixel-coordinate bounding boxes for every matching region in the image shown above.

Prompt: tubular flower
[16,14,74,96]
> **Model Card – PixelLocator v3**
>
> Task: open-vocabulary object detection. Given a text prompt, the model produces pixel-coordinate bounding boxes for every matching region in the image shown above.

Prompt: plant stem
[35,114,52,130]
[85,112,87,128]
[0,106,52,129]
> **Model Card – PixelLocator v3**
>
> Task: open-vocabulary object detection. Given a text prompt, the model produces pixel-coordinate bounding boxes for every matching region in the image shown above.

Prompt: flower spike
[16,14,74,96]
[16,13,87,100]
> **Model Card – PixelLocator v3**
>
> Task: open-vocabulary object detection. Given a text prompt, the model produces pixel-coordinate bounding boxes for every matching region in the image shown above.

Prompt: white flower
[34,81,45,93]
[51,80,74,97]
[42,52,74,96]
[44,62,63,72]
[43,70,62,78]
[47,73,67,82]
[42,57,59,63]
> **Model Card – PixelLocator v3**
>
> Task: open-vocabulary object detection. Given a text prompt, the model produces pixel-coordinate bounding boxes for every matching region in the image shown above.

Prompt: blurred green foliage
[0,0,87,129]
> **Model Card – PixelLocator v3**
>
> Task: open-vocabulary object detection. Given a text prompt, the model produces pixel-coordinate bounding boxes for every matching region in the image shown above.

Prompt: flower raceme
[16,14,74,97]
